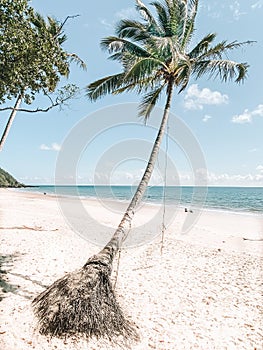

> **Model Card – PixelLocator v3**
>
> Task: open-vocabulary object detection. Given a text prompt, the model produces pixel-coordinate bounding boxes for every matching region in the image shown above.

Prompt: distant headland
[0,168,25,188]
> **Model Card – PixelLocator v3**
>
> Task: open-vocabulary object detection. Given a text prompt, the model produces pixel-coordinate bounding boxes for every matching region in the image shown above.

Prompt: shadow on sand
[0,254,19,301]
[0,253,48,302]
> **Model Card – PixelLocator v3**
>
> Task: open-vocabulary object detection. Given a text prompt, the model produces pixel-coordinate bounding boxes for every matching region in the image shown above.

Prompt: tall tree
[0,0,86,150]
[32,0,252,344]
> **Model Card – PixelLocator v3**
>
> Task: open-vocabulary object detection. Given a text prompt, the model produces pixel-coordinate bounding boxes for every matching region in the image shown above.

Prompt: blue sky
[0,0,262,186]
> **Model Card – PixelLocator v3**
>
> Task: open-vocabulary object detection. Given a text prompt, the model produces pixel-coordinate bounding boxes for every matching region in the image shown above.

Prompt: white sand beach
[0,188,262,349]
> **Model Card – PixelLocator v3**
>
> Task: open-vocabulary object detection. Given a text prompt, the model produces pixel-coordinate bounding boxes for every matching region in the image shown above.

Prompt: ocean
[20,186,263,215]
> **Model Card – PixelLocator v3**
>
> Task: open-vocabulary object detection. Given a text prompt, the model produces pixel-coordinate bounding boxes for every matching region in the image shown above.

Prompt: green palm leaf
[101,36,150,58]
[87,0,251,119]
[136,0,158,26]
[116,19,148,40]
[151,1,169,35]
[138,84,165,119]
[124,57,166,83]
[189,33,216,58]
[193,59,249,83]
[86,73,125,101]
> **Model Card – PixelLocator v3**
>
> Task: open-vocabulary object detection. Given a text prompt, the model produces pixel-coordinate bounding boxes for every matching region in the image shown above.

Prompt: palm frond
[86,73,125,101]
[146,35,173,58]
[180,0,199,48]
[189,33,217,58]
[223,40,255,50]
[113,75,161,95]
[187,0,199,18]
[146,35,184,64]
[101,36,150,58]
[151,1,169,35]
[138,84,165,119]
[173,0,187,38]
[193,59,249,83]
[176,64,192,93]
[108,52,150,70]
[67,53,87,71]
[194,39,255,61]
[115,20,147,40]
[124,57,166,82]
[107,52,125,63]
[136,0,157,25]
[180,17,195,49]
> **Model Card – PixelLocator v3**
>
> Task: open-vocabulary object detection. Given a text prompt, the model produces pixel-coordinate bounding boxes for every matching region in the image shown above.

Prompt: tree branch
[0,85,79,113]
[0,100,69,113]
[54,14,80,39]
[0,104,61,113]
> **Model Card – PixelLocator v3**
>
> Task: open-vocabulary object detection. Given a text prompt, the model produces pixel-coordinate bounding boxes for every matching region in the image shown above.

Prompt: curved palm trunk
[87,83,174,267]
[33,85,174,343]
[0,95,22,151]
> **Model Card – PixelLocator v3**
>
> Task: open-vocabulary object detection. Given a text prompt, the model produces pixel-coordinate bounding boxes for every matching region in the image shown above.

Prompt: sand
[0,188,262,349]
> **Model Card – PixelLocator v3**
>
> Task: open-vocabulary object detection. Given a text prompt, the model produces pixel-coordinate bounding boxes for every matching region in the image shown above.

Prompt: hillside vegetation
[0,168,24,188]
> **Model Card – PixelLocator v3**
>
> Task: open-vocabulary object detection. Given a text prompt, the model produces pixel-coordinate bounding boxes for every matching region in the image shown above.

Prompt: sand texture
[0,189,262,349]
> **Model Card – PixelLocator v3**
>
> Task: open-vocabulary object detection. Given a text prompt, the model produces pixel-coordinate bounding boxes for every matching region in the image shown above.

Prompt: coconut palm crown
[87,0,251,119]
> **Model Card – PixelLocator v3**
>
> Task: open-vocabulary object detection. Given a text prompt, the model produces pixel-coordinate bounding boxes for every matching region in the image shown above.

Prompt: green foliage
[0,0,83,105]
[0,168,24,187]
[86,0,252,120]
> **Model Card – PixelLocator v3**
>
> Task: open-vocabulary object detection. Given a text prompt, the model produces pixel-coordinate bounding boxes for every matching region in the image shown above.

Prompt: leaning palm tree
[32,0,252,344]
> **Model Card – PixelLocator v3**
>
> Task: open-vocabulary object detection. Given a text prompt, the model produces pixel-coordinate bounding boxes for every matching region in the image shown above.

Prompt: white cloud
[206,171,263,186]
[40,143,61,151]
[100,7,137,29]
[229,1,246,20]
[115,7,137,19]
[201,2,246,20]
[184,84,229,110]
[99,18,113,29]
[251,1,263,9]
[256,165,263,174]
[232,110,252,123]
[200,2,224,19]
[232,104,263,123]
[252,104,263,116]
[202,115,212,122]
[39,144,50,151]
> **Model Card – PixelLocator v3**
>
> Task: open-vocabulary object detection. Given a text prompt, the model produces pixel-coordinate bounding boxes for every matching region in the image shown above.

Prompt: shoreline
[5,188,263,254]
[12,186,263,218]
[0,188,262,349]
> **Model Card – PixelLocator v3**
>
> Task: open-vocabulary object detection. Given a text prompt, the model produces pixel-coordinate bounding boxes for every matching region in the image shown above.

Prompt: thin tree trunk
[0,94,23,151]
[88,83,174,266]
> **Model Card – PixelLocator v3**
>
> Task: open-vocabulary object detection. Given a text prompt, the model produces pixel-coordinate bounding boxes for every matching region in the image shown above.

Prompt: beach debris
[184,208,193,213]
[242,237,263,241]
[0,225,58,231]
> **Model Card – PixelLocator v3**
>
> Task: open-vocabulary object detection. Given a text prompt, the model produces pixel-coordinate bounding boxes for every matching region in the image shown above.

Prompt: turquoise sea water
[21,186,263,214]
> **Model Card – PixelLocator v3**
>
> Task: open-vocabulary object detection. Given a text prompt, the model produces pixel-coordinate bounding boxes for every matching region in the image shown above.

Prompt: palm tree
[32,0,252,344]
